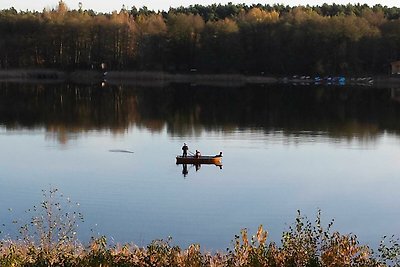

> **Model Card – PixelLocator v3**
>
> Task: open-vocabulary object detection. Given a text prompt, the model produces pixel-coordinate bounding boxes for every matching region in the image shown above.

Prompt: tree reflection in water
[1,82,400,144]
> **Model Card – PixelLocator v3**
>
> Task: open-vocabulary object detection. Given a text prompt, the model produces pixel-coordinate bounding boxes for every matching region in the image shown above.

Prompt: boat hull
[176,156,222,165]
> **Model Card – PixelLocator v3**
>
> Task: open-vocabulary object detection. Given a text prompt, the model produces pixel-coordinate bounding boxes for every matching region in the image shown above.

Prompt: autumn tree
[198,18,240,72]
[135,13,167,70]
[166,13,205,71]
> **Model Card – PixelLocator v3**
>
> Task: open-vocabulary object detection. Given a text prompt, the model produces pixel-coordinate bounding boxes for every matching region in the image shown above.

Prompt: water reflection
[182,164,188,177]
[1,82,400,143]
[179,163,223,178]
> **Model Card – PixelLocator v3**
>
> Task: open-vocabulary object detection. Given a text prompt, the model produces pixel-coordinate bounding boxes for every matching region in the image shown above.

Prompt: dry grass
[1,191,399,266]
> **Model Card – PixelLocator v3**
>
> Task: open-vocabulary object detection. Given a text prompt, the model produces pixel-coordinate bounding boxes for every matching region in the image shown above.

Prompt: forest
[1,1,400,75]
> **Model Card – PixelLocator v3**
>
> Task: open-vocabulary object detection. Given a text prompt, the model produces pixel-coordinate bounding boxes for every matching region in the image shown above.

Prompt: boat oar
[188,150,195,156]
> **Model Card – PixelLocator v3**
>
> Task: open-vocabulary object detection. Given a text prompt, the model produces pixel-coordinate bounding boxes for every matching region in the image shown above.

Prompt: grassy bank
[2,69,400,88]
[0,189,399,266]
[0,69,278,86]
[105,71,278,87]
[0,69,66,83]
[1,213,399,266]
[0,69,101,84]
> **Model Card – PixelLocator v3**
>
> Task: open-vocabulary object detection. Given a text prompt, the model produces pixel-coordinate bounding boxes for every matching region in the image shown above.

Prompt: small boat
[176,153,222,165]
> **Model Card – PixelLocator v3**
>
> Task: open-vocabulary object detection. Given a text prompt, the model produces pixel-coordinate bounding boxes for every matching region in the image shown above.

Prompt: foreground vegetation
[1,189,400,266]
[2,1,400,75]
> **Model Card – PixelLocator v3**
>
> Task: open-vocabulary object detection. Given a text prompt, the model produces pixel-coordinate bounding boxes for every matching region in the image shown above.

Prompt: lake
[0,81,400,250]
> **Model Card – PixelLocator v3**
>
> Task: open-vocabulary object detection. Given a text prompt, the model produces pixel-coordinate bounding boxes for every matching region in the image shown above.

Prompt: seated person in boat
[215,152,223,157]
[195,150,201,158]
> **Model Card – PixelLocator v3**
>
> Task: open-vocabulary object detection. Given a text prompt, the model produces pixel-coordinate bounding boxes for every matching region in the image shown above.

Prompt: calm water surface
[1,82,400,250]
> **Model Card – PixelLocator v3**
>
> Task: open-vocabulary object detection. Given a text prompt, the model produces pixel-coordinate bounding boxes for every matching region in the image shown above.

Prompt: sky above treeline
[1,0,399,13]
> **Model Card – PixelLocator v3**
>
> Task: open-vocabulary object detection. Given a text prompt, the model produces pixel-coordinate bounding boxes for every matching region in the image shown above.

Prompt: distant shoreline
[0,69,399,87]
[0,69,278,86]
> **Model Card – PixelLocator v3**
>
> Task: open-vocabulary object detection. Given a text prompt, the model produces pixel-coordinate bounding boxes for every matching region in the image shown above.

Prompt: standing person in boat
[195,150,201,158]
[182,143,189,157]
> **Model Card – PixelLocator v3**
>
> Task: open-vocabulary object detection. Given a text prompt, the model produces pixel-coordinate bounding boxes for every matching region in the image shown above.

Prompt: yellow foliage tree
[240,7,280,24]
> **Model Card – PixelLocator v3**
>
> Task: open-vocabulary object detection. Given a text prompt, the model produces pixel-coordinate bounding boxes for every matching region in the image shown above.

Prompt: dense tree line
[2,1,400,75]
